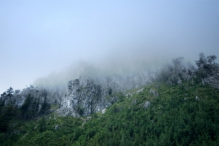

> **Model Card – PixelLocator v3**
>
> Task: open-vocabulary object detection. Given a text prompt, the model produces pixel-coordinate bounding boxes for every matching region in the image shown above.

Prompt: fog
[0,1,219,93]
[33,54,164,89]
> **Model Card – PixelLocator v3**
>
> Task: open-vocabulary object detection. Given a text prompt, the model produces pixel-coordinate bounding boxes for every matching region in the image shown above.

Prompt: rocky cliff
[2,53,218,118]
[56,72,154,117]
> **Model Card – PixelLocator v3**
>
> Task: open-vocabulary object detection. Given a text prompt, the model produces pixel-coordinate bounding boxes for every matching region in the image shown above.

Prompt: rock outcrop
[57,72,154,117]
[143,101,150,109]
[0,86,53,114]
[149,89,159,96]
[201,76,219,89]
[57,78,118,117]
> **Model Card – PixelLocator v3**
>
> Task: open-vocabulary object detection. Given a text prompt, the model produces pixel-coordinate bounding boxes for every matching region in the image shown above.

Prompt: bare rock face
[143,101,150,109]
[202,76,219,89]
[55,125,59,130]
[167,73,184,85]
[149,90,159,96]
[57,78,117,117]
[195,55,219,89]
[56,72,155,117]
[102,108,106,114]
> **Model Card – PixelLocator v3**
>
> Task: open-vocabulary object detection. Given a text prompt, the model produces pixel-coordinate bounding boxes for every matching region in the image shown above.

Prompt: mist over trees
[0,53,218,124]
[0,85,52,128]
[0,53,218,110]
[157,53,219,89]
[0,52,219,146]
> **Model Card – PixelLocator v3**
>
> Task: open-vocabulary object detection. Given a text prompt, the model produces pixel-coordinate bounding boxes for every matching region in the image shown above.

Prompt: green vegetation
[0,81,219,145]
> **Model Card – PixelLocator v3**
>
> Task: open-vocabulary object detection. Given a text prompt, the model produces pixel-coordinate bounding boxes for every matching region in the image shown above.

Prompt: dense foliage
[0,93,51,134]
[0,81,219,146]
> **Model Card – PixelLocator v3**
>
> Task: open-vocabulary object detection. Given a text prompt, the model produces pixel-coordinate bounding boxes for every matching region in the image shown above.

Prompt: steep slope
[1,53,218,120]
[56,72,154,117]
[1,81,219,146]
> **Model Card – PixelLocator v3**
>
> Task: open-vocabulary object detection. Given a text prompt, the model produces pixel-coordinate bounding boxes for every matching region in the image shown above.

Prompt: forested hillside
[0,53,219,145]
[1,0,218,145]
[1,80,219,146]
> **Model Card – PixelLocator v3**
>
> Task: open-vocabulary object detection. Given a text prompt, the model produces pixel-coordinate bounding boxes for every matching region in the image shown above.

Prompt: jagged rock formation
[158,57,196,85]
[198,63,219,89]
[57,78,118,117]
[57,72,154,117]
[0,86,53,114]
[55,54,219,117]
[202,76,219,89]
[2,53,218,118]
[195,53,219,89]
[158,54,219,89]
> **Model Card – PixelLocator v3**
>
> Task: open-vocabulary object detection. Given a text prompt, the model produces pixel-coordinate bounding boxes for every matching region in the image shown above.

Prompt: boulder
[143,101,151,109]
[131,99,137,105]
[102,108,106,114]
[150,90,159,96]
[57,78,117,117]
[55,125,59,130]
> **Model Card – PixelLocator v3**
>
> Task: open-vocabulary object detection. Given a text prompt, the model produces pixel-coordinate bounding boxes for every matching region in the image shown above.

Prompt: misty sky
[0,0,219,93]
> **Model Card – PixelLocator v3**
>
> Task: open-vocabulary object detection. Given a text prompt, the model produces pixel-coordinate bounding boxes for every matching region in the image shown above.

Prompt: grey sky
[0,0,219,92]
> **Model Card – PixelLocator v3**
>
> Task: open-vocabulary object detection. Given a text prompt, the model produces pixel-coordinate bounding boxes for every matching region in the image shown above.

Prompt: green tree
[0,106,16,132]
[39,96,50,115]
[39,117,46,132]
[6,87,14,97]
[20,94,33,120]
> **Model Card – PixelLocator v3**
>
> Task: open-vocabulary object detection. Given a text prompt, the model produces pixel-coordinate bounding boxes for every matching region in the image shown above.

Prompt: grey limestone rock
[177,79,182,85]
[202,76,219,89]
[143,101,151,109]
[56,71,155,117]
[101,108,106,114]
[131,99,137,105]
[57,78,117,117]
[150,90,159,96]
[55,125,59,130]
[136,88,144,94]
